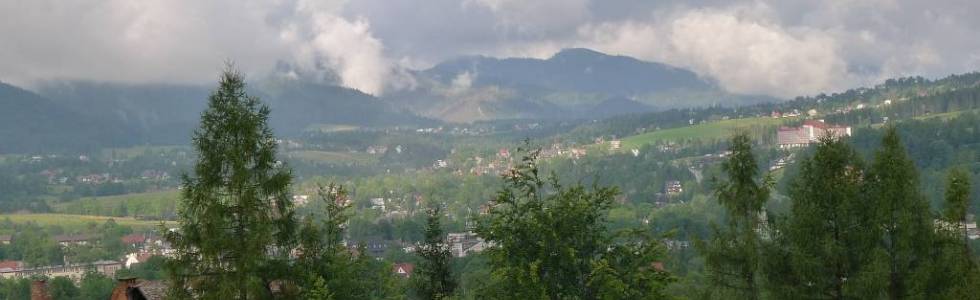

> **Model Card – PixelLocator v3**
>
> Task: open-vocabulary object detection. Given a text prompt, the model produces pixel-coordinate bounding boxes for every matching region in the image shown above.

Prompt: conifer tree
[699,132,770,299]
[773,137,874,299]
[165,67,296,299]
[414,205,456,299]
[943,169,972,244]
[865,127,933,300]
[921,169,978,299]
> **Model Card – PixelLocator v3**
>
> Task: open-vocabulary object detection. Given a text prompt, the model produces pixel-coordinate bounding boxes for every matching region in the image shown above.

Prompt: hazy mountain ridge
[387,48,771,122]
[425,48,715,95]
[0,82,135,153]
[2,48,781,153]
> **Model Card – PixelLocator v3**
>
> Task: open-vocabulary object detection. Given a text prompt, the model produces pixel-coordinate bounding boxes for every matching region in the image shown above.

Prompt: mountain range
[1,48,772,153]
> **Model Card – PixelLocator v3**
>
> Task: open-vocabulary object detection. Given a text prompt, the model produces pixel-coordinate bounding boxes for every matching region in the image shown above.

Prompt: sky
[1,0,978,98]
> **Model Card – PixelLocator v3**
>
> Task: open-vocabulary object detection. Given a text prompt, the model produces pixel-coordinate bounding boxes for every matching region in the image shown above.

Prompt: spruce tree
[774,137,874,299]
[414,205,456,299]
[865,127,933,300]
[921,169,978,299]
[699,132,769,299]
[943,169,972,244]
[165,67,296,299]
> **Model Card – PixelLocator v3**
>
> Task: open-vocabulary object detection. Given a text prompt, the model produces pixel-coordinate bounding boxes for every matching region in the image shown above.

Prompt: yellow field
[620,117,795,149]
[0,213,173,230]
[287,150,379,165]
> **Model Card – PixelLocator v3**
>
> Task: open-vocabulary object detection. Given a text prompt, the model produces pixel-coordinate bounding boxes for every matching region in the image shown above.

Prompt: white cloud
[572,8,852,98]
[0,0,393,95]
[280,0,392,95]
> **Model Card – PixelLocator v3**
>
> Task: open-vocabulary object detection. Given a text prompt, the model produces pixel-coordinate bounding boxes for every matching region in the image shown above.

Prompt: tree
[475,144,672,299]
[414,204,456,299]
[920,168,978,299]
[767,137,875,299]
[698,133,770,299]
[48,276,80,300]
[943,169,972,244]
[165,67,296,299]
[865,127,933,299]
[79,270,116,300]
[297,184,405,299]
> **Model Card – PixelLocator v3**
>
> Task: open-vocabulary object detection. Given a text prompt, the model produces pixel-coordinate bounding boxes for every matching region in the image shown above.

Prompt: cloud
[574,7,851,97]
[279,0,391,95]
[2,0,980,99]
[0,0,393,95]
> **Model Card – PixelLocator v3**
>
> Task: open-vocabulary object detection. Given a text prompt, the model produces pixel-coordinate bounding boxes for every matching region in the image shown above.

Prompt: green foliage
[764,137,876,298]
[944,169,972,225]
[475,144,672,299]
[48,276,80,300]
[79,270,116,300]
[413,205,456,299]
[865,127,934,299]
[165,67,297,299]
[918,169,979,299]
[6,223,63,266]
[698,133,770,299]
[117,255,167,281]
[0,277,31,300]
[297,184,406,299]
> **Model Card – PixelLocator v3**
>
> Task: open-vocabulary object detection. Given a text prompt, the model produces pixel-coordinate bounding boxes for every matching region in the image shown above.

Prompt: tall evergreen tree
[865,127,933,300]
[165,67,297,299]
[770,137,874,299]
[921,168,978,299]
[414,205,456,299]
[699,132,770,299]
[943,169,972,243]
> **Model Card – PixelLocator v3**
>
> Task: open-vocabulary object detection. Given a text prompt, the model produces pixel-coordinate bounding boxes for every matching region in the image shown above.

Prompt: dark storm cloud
[1,0,978,98]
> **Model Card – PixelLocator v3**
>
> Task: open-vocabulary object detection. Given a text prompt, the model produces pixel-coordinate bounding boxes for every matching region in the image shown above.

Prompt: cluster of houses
[446,232,488,258]
[537,144,589,160]
[467,148,516,176]
[0,233,171,282]
[37,168,173,186]
[654,180,685,207]
[769,153,796,171]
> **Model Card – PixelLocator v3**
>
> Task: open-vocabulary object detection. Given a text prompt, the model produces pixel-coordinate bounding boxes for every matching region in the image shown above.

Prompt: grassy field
[0,213,172,230]
[100,145,188,159]
[51,190,180,218]
[287,150,379,165]
[620,117,795,149]
[913,109,978,121]
[304,124,361,133]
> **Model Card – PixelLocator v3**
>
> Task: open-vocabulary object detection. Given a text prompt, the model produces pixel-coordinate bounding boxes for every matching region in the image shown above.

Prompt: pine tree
[772,137,874,299]
[943,169,972,243]
[865,127,933,300]
[921,169,978,299]
[165,67,296,299]
[699,132,770,299]
[414,205,456,299]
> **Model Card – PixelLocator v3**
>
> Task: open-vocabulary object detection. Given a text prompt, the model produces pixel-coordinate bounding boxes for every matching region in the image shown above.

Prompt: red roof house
[392,263,414,278]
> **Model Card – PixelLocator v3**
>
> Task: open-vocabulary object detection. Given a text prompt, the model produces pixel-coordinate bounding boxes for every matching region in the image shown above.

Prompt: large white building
[777,120,851,149]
